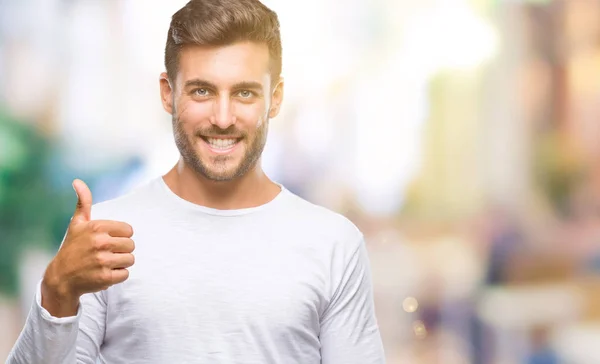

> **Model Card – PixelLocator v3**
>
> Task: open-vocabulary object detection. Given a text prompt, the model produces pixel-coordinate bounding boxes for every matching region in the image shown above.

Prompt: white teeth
[207,138,237,149]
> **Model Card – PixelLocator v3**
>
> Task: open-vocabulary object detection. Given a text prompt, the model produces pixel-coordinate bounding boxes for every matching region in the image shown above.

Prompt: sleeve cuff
[34,280,82,324]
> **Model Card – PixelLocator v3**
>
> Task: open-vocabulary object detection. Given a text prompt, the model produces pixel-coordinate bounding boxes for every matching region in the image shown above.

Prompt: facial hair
[172,115,269,182]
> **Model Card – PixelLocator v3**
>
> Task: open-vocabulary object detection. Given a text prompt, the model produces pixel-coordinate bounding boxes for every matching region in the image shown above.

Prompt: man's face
[160,42,283,181]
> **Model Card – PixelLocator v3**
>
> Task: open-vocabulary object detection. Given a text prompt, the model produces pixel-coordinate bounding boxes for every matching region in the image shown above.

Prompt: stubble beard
[172,115,269,182]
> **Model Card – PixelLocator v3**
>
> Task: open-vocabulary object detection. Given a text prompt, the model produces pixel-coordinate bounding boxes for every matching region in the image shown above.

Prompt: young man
[7,0,385,363]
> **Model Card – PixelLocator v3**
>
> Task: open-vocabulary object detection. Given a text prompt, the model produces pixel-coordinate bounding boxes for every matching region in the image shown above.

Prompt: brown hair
[165,0,282,84]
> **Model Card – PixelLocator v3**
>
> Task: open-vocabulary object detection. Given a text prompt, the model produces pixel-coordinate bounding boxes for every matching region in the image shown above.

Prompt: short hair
[165,0,282,83]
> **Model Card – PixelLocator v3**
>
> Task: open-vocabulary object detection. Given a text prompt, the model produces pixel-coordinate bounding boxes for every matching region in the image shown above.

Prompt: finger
[109,237,135,253]
[109,253,135,269]
[90,220,134,238]
[72,179,93,223]
[110,268,130,285]
[108,221,134,238]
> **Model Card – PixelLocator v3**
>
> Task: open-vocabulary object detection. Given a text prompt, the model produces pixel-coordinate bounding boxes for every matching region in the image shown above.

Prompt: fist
[43,179,135,310]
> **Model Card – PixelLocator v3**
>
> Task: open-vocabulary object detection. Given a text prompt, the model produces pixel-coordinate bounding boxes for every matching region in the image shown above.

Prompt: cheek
[177,100,211,127]
[235,102,268,127]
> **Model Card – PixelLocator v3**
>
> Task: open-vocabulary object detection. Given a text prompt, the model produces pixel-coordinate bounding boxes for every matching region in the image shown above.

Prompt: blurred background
[1,0,600,362]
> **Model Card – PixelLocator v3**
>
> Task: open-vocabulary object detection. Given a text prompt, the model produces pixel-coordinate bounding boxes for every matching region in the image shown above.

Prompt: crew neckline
[154,176,288,217]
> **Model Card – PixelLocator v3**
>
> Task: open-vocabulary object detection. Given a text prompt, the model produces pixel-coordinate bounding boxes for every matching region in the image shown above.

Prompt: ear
[268,77,284,119]
[159,72,174,114]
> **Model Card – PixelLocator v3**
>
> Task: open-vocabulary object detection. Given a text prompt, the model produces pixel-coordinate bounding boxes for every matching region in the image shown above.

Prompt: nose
[210,94,236,129]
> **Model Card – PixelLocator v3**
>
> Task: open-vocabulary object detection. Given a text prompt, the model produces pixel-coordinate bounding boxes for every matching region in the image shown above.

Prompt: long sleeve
[6,281,107,364]
[319,237,386,364]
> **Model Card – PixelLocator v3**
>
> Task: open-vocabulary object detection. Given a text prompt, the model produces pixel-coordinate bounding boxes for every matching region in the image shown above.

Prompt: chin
[202,162,243,182]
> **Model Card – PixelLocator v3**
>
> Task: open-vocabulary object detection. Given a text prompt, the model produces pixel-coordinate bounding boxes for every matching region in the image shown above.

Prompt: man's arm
[320,236,385,364]
[7,179,133,363]
[6,281,107,364]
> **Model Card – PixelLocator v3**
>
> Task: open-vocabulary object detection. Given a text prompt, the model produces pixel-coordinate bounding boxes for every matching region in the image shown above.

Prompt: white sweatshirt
[7,177,385,364]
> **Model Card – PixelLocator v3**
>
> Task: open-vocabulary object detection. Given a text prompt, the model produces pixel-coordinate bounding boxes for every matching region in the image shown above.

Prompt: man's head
[160,0,284,182]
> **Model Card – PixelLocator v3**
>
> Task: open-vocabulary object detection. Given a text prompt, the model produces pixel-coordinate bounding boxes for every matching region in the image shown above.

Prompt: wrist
[41,264,79,317]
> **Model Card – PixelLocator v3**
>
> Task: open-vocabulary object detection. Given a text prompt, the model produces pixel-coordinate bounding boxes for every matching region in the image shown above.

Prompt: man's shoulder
[280,190,362,242]
[90,179,158,220]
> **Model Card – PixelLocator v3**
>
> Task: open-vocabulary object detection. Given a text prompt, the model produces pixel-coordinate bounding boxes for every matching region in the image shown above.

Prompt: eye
[194,88,209,96]
[238,90,253,98]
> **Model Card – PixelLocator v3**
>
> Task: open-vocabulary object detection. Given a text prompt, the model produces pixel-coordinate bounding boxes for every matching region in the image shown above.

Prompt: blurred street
[1,0,600,363]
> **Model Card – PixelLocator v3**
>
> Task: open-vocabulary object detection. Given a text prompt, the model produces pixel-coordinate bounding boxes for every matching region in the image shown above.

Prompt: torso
[100,208,326,363]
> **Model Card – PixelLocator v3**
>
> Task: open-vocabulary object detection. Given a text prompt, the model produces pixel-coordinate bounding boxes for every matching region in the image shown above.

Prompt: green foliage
[0,108,73,297]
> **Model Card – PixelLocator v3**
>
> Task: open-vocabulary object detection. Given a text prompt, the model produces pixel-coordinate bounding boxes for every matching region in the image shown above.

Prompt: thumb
[72,179,93,223]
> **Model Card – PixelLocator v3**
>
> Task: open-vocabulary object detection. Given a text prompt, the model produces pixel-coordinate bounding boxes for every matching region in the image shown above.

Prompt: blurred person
[527,327,558,364]
[6,0,384,363]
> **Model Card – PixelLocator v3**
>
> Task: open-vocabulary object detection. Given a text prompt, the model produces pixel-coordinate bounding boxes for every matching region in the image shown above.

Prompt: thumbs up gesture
[41,179,135,317]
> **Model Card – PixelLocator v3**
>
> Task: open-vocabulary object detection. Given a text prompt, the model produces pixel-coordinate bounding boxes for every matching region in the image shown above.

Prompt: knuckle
[98,268,113,284]
[88,220,103,233]
[95,252,111,267]
[92,235,111,251]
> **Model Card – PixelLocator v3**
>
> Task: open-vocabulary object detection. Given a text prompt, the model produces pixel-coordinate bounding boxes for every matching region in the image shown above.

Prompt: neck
[162,157,281,210]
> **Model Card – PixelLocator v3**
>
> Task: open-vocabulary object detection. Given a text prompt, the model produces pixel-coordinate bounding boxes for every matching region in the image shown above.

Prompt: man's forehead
[177,42,272,86]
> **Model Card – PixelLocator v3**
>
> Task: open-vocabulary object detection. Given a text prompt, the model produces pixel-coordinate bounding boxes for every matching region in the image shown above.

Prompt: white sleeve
[6,281,106,364]
[320,236,386,364]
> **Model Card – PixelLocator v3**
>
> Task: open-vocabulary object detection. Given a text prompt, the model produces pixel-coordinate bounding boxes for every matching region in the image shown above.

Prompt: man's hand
[41,179,135,317]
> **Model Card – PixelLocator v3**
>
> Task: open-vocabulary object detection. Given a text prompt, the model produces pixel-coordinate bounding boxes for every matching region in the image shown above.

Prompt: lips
[199,135,243,154]
[205,137,239,149]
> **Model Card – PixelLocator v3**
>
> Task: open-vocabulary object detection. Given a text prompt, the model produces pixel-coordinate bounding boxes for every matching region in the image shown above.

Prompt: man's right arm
[5,179,135,364]
[6,281,107,364]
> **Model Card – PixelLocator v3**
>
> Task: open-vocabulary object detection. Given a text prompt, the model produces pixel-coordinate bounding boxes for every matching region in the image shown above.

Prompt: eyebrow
[184,79,263,91]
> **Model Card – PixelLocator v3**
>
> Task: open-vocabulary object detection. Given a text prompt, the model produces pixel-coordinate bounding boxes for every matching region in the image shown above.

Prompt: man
[7,0,385,363]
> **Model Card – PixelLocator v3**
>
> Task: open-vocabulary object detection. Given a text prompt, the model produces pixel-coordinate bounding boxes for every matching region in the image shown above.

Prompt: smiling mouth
[200,136,242,150]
